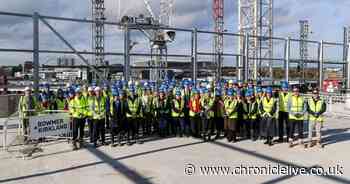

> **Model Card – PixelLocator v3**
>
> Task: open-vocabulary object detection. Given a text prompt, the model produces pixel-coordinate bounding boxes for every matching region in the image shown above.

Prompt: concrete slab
[0,114,349,184]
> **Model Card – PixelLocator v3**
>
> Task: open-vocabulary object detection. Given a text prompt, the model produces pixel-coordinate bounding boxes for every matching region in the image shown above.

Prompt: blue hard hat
[227,89,233,96]
[236,89,242,96]
[75,87,81,93]
[215,90,222,96]
[112,90,119,96]
[175,90,181,96]
[256,87,262,93]
[266,87,273,94]
[192,89,198,94]
[281,81,289,89]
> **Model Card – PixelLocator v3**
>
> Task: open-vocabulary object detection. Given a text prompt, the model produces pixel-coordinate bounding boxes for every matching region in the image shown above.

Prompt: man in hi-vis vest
[306,89,326,148]
[287,86,307,148]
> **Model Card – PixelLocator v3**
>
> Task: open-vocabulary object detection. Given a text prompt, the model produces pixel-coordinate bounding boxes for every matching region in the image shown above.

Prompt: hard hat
[281,81,289,89]
[206,84,212,89]
[215,90,222,97]
[94,87,101,92]
[75,87,81,93]
[112,90,119,97]
[227,89,233,96]
[88,87,94,92]
[24,87,31,91]
[256,87,262,93]
[192,89,198,94]
[266,87,273,94]
[228,80,234,84]
[236,89,242,96]
[175,90,181,96]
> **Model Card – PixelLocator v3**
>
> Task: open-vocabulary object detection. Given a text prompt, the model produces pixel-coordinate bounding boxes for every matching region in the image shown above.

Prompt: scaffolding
[299,20,310,82]
[92,0,106,78]
[238,0,273,81]
[213,0,224,81]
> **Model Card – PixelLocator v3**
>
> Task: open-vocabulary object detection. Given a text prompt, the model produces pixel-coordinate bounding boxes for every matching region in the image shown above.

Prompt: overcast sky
[0,0,349,66]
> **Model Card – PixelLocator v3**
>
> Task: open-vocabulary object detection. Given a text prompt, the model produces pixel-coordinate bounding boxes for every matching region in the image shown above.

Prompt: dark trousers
[201,118,213,137]
[159,117,168,137]
[87,118,94,143]
[250,119,259,139]
[214,117,224,137]
[73,118,85,142]
[172,117,185,136]
[278,111,289,140]
[263,117,276,141]
[110,118,124,144]
[227,118,238,141]
[93,119,105,144]
[288,119,304,140]
[190,116,202,137]
[241,120,251,138]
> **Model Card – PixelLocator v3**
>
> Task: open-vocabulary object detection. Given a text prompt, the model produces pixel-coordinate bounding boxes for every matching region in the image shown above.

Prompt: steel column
[124,26,131,81]
[284,37,290,82]
[33,12,39,95]
[347,43,350,89]
[193,29,198,84]
[318,40,324,90]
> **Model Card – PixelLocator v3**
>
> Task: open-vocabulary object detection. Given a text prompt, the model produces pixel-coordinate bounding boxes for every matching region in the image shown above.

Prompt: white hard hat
[24,87,31,91]
[135,81,140,86]
[88,87,93,92]
[94,87,101,92]
[228,80,234,84]
[206,84,212,89]
[128,81,133,86]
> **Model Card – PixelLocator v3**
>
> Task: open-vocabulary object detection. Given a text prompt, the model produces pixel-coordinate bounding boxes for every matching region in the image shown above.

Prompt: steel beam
[39,15,104,79]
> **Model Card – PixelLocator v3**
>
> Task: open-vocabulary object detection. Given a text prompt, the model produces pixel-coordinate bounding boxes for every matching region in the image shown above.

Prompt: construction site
[0,0,350,184]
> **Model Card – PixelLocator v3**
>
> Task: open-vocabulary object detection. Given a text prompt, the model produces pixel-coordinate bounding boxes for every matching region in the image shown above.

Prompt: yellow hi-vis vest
[19,95,39,119]
[127,98,139,118]
[308,98,325,122]
[91,96,106,120]
[225,99,238,119]
[71,96,88,119]
[246,101,258,120]
[279,92,291,112]
[262,97,275,117]
[171,99,184,117]
[289,95,305,120]
[56,98,66,110]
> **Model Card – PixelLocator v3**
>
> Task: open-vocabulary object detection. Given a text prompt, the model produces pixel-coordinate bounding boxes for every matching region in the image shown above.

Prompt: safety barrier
[2,110,72,158]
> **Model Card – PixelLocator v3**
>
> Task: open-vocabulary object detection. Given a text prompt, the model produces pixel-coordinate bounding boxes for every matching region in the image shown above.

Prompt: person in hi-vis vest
[305,89,326,148]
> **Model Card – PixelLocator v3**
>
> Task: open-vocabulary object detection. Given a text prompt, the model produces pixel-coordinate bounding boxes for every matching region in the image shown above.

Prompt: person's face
[313,92,319,99]
[89,91,94,96]
[194,94,199,99]
[25,90,31,96]
[160,93,165,99]
[176,95,181,100]
[293,89,299,96]
[267,93,272,98]
[76,92,81,98]
[96,91,101,96]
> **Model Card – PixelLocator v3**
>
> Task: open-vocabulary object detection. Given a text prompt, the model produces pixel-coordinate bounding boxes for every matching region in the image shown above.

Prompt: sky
[0,0,349,66]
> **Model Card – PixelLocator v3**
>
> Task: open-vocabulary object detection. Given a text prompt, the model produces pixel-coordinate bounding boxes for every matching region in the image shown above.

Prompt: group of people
[18,79,327,150]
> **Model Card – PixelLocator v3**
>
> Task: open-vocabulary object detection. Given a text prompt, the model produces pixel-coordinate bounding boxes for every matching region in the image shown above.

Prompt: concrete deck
[0,111,350,184]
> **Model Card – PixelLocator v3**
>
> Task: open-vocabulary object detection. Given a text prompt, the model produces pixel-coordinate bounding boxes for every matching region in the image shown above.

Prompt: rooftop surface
[0,106,350,184]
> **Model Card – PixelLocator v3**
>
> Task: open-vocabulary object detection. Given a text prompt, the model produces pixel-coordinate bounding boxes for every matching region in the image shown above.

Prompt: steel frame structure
[238,0,273,81]
[299,20,310,82]
[213,0,224,81]
[92,0,106,78]
[0,11,349,91]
